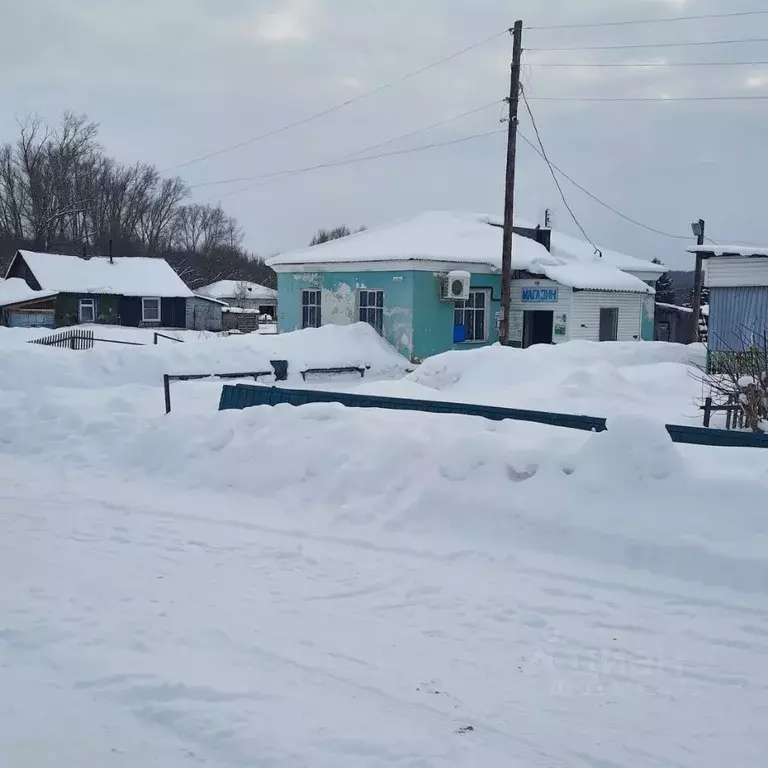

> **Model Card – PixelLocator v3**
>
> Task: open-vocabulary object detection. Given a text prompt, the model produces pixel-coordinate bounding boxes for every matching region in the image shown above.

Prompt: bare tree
[0,111,277,288]
[699,326,768,434]
[231,281,252,309]
[309,225,365,246]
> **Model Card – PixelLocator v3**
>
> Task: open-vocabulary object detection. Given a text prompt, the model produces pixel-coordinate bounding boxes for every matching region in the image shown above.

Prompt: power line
[532,60,768,68]
[526,37,768,52]
[329,100,503,162]
[196,102,503,202]
[192,128,507,194]
[162,27,512,174]
[516,128,692,241]
[527,10,768,30]
[519,86,599,252]
[525,95,768,102]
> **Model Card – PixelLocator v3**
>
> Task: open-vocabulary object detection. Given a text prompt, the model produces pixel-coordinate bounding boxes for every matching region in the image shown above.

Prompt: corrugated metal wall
[571,291,643,342]
[707,257,768,288]
[708,286,768,351]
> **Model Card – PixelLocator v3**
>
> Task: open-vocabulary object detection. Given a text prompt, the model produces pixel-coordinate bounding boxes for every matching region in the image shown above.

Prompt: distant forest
[0,113,276,289]
[666,271,697,306]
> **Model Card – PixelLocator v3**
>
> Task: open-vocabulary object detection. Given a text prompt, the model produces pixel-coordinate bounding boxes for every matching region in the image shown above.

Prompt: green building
[269,212,662,363]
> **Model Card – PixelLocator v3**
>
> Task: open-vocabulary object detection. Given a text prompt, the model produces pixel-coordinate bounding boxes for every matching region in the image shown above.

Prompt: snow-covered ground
[1,325,766,767]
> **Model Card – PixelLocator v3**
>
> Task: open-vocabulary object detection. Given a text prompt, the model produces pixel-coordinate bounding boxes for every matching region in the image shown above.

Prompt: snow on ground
[1,326,767,767]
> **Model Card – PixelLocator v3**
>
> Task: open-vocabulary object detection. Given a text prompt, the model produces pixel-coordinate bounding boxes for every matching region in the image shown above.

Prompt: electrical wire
[329,99,503,162]
[527,10,768,30]
[524,95,768,102]
[516,128,693,241]
[526,37,768,52]
[162,27,512,173]
[532,60,768,68]
[192,128,507,195]
[519,85,599,252]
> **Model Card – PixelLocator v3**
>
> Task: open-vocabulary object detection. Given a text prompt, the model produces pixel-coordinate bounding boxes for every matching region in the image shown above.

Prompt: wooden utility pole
[690,218,706,343]
[499,20,523,346]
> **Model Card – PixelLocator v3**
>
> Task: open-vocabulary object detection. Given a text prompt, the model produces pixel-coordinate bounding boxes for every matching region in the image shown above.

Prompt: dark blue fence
[218,383,768,450]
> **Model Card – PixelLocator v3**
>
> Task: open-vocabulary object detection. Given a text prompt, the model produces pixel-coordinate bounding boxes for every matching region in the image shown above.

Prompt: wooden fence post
[164,374,172,415]
[702,397,713,428]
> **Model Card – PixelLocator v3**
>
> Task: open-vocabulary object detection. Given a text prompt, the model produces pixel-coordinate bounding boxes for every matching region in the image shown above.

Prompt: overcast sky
[2,0,766,268]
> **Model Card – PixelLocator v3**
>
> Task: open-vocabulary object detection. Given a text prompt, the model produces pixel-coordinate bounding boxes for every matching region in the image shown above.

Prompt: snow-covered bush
[704,328,768,434]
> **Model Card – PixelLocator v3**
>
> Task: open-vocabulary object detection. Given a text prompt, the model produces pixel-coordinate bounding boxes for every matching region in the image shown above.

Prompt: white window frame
[78,297,96,324]
[454,288,490,343]
[301,289,322,329]
[358,289,384,335]
[142,297,161,323]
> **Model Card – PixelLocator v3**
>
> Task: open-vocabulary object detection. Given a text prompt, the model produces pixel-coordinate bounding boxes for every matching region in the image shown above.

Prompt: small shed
[690,244,768,371]
[187,294,225,331]
[655,302,692,343]
[221,307,261,333]
[0,278,58,327]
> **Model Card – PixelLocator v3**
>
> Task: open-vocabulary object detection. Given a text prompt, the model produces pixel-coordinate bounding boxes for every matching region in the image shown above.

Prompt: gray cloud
[1,0,766,267]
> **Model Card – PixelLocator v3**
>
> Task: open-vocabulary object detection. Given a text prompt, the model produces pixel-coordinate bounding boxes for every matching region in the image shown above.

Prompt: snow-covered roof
[11,251,193,298]
[539,263,652,292]
[268,211,654,293]
[196,280,277,301]
[689,245,768,257]
[192,293,228,306]
[0,278,58,308]
[656,302,693,314]
[545,226,665,275]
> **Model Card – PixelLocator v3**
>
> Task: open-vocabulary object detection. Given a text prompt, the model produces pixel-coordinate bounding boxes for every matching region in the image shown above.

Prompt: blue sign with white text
[521,287,559,303]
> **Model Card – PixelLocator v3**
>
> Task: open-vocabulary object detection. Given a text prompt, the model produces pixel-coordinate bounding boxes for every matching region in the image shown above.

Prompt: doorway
[523,310,554,348]
[599,307,619,342]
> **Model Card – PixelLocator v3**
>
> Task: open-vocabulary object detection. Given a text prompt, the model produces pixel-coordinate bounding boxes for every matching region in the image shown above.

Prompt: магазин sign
[521,287,559,303]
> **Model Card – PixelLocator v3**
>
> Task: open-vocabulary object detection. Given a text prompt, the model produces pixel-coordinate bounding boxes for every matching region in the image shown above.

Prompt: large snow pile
[0,322,410,392]
[1,333,766,766]
[397,341,707,423]
[570,414,687,489]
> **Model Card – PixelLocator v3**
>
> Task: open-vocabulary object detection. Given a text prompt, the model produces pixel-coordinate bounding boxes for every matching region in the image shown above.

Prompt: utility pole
[499,20,523,346]
[690,218,706,343]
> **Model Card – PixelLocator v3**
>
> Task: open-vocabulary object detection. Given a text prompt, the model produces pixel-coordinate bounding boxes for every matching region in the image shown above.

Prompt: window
[301,289,322,329]
[454,289,489,342]
[358,290,384,335]
[78,298,96,324]
[599,307,619,341]
[142,297,161,323]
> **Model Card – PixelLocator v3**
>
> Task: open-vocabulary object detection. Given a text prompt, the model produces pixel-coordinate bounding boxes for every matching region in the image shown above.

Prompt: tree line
[0,112,275,289]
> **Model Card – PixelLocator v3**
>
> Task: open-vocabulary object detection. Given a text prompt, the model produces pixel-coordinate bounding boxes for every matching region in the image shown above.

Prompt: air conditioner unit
[441,270,471,301]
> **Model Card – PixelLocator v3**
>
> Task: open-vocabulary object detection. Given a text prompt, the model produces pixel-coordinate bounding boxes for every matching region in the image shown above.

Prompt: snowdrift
[400,341,707,423]
[0,323,410,391]
[2,330,768,767]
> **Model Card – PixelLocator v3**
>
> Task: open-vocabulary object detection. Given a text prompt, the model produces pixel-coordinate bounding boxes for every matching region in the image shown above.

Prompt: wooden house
[5,250,193,329]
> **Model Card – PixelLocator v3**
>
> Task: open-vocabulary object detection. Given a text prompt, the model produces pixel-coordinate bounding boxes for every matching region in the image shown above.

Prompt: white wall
[706,257,768,288]
[571,291,643,342]
[509,279,573,345]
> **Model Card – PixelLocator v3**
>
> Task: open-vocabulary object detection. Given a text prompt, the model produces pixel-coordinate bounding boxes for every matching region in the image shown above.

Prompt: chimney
[109,238,114,265]
[81,245,90,260]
